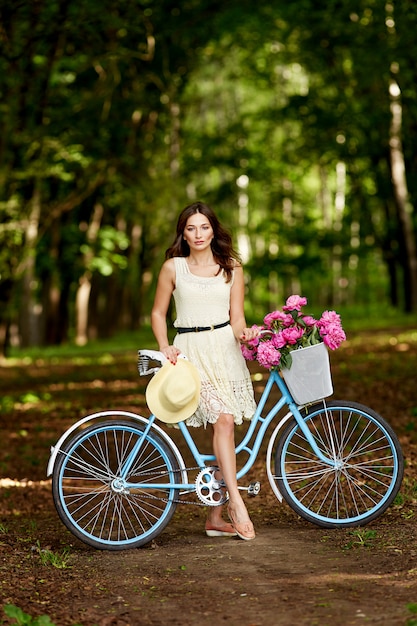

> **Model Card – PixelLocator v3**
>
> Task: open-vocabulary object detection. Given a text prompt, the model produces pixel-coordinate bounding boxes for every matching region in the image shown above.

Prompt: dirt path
[88,521,415,626]
[1,331,417,625]
[1,482,416,626]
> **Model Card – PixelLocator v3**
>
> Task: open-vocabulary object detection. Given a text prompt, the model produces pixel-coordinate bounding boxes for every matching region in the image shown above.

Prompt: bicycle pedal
[247,481,261,497]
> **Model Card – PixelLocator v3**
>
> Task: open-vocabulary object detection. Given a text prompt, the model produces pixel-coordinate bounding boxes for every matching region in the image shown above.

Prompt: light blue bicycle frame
[117,369,337,491]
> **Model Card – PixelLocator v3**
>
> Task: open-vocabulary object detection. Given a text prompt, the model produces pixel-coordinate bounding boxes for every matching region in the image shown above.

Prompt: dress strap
[173,257,189,275]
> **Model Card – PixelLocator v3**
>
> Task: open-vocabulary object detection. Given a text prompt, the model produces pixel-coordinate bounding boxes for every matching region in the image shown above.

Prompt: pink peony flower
[256,341,281,369]
[320,323,346,350]
[282,295,307,312]
[281,326,305,345]
[272,332,286,349]
[281,313,296,327]
[318,310,342,326]
[317,311,346,350]
[241,344,256,361]
[247,335,261,349]
[240,296,345,371]
[302,315,316,327]
[263,310,295,328]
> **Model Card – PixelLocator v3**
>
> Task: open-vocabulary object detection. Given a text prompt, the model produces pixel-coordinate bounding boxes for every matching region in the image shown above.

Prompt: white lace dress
[172,257,256,427]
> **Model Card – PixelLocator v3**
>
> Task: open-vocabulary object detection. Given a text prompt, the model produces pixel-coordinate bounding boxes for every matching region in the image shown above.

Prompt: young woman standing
[151,202,258,540]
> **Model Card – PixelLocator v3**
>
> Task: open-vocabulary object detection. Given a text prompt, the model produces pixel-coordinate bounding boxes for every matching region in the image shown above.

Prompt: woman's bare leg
[207,413,254,532]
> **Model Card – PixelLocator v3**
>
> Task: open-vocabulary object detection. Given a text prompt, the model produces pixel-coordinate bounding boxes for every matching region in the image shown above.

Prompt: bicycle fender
[46,410,188,483]
[265,411,294,503]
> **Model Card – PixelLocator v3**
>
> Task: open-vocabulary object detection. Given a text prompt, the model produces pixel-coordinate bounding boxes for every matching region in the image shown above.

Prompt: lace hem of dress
[185,379,256,428]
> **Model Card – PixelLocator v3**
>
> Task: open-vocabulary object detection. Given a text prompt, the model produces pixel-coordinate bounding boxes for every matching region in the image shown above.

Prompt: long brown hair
[165,202,241,283]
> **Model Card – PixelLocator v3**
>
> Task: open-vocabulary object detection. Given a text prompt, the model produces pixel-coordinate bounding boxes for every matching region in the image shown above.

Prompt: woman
[151,202,258,540]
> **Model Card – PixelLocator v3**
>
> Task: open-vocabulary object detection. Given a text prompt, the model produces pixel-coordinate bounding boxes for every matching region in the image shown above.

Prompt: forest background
[1,4,417,623]
[1,0,417,355]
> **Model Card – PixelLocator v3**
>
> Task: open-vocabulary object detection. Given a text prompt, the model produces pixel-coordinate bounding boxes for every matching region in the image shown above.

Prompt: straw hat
[145,359,201,424]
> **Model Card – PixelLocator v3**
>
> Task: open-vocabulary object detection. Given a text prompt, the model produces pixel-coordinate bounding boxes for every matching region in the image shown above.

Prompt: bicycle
[47,348,404,550]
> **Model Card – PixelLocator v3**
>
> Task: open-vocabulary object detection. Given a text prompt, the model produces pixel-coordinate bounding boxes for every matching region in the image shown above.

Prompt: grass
[334,304,416,332]
[33,542,72,569]
[4,306,417,364]
[343,529,377,550]
[4,326,157,364]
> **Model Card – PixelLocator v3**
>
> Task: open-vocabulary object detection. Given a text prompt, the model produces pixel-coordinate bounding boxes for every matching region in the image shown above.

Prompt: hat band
[176,320,230,334]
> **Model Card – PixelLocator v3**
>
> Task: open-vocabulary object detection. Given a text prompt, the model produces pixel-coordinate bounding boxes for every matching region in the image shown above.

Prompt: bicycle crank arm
[238,481,261,497]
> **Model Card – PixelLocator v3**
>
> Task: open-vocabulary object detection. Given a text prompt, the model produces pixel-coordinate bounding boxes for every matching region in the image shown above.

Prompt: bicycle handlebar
[137,350,189,376]
[258,329,274,336]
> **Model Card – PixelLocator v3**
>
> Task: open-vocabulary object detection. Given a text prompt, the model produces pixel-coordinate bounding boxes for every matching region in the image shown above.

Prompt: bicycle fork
[290,401,340,468]
[273,370,340,469]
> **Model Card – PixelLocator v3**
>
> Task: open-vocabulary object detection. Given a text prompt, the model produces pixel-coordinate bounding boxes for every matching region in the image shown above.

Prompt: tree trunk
[389,77,417,311]
[75,276,92,346]
[19,184,42,347]
[75,204,103,345]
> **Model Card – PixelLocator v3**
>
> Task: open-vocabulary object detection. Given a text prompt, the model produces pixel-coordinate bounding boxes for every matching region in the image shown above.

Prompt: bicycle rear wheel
[274,401,403,528]
[52,420,181,549]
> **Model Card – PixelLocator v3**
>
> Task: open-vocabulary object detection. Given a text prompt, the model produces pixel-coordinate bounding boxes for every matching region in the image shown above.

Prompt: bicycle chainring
[195,466,229,506]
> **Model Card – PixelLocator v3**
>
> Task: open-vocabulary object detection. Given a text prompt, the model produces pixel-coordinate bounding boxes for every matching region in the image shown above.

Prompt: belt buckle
[210,324,214,331]
[195,327,199,333]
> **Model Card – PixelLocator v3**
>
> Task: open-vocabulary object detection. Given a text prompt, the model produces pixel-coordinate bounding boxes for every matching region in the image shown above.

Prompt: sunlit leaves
[81,227,129,276]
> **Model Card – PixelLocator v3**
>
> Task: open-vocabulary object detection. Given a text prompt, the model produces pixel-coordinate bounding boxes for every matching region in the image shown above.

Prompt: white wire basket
[281,342,333,405]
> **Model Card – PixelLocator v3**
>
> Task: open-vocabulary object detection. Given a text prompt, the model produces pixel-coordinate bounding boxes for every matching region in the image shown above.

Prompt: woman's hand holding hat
[145,359,201,424]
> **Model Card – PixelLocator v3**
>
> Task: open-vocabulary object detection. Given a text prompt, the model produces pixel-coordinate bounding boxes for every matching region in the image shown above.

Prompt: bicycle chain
[125,491,207,506]
[116,465,226,507]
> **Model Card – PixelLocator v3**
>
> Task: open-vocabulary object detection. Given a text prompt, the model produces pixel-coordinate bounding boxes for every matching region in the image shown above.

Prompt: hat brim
[145,359,201,424]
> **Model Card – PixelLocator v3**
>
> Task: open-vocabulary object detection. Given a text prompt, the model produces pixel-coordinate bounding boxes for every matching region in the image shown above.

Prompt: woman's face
[183,212,214,253]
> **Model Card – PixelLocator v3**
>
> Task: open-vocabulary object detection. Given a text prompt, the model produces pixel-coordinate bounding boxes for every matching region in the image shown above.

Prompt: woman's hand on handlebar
[161,345,181,364]
[240,327,259,343]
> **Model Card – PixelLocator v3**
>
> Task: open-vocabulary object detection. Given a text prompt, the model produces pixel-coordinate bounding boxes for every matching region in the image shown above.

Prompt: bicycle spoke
[53,421,180,548]
[275,402,403,527]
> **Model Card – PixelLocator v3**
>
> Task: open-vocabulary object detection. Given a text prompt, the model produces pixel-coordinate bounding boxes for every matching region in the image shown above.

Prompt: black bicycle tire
[52,420,181,549]
[274,400,404,528]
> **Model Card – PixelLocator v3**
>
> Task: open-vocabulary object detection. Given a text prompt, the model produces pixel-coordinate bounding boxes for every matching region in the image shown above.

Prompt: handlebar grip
[137,349,189,376]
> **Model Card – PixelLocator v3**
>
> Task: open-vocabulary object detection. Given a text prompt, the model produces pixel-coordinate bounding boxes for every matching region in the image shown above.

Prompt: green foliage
[0,0,416,349]
[343,529,377,550]
[33,541,72,569]
[2,604,56,626]
[80,226,129,276]
[406,603,417,626]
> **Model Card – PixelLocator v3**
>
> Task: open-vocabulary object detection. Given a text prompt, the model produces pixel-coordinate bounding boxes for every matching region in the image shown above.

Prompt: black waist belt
[176,321,230,334]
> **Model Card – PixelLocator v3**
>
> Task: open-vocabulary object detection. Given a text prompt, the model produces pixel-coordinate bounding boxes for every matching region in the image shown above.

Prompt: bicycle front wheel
[52,420,181,549]
[275,401,403,528]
